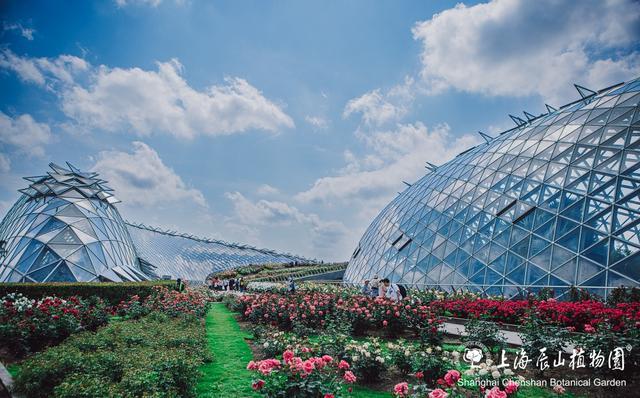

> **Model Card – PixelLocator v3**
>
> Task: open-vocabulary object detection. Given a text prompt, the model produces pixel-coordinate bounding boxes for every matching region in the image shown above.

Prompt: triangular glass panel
[50,228,81,245]
[27,261,60,282]
[582,238,609,265]
[577,257,605,284]
[609,238,640,266]
[47,262,76,282]
[579,226,606,252]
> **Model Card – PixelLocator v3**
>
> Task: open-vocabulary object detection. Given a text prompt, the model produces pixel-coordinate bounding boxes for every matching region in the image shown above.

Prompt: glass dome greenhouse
[345,78,640,299]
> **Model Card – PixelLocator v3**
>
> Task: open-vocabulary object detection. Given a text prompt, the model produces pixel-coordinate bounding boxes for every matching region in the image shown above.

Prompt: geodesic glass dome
[0,163,148,282]
[345,78,640,299]
[0,163,314,283]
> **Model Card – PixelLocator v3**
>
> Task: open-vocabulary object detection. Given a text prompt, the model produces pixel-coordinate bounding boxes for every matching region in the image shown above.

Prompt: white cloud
[0,154,10,173]
[92,141,206,207]
[0,112,52,158]
[412,0,640,103]
[0,51,294,139]
[0,50,88,88]
[343,77,415,126]
[257,184,280,196]
[296,122,479,203]
[304,115,329,130]
[2,21,35,40]
[225,191,348,252]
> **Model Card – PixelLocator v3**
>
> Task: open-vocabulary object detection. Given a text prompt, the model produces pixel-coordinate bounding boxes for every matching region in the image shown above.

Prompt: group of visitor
[208,276,245,292]
[361,275,406,301]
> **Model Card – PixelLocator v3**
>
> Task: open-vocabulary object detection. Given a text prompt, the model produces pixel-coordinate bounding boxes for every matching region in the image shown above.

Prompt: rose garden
[1,279,638,398]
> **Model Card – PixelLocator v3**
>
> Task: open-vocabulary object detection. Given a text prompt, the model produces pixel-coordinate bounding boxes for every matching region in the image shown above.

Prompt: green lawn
[197,303,391,397]
[197,303,260,397]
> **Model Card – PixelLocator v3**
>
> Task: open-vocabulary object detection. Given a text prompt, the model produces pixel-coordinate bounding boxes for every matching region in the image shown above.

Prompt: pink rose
[393,382,409,396]
[553,385,566,395]
[322,355,334,363]
[383,320,388,327]
[444,369,461,386]
[302,360,315,374]
[324,394,335,398]
[343,371,357,383]
[429,389,449,398]
[505,381,519,394]
[338,360,350,370]
[283,350,294,363]
[485,387,507,398]
[415,371,424,380]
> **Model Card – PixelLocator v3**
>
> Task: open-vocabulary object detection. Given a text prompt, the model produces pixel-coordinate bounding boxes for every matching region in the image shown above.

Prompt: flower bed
[431,298,640,332]
[0,293,110,356]
[230,289,640,396]
[247,350,357,397]
[115,285,209,319]
[236,291,640,335]
[0,285,209,358]
[13,312,210,398]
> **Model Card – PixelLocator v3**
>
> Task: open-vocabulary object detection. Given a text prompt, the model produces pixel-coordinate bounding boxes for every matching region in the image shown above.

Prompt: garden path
[196,303,392,397]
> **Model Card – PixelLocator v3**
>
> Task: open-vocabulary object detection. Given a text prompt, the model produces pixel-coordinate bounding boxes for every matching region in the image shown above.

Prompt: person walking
[288,276,296,293]
[175,278,185,292]
[361,279,371,295]
[378,278,388,298]
[370,275,380,297]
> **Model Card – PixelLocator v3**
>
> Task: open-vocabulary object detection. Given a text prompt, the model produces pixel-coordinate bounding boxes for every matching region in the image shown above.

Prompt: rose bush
[234,291,638,336]
[0,293,109,356]
[248,350,356,397]
[116,286,209,319]
[343,337,389,380]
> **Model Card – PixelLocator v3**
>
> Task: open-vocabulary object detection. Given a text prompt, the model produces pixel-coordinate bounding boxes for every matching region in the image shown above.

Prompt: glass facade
[345,78,640,298]
[0,163,146,282]
[0,163,312,283]
[127,223,312,281]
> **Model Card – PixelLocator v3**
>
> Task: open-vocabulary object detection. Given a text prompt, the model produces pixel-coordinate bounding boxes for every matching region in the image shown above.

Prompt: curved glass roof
[345,78,640,298]
[126,222,312,281]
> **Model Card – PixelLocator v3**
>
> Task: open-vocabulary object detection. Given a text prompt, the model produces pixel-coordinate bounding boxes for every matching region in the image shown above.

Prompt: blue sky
[1,0,639,261]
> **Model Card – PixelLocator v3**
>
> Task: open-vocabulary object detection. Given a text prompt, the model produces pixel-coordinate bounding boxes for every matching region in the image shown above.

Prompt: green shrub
[607,286,640,305]
[0,280,175,305]
[462,318,507,352]
[14,312,210,398]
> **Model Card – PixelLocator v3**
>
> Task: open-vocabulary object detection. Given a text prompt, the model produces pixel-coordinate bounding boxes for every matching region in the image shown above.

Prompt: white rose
[504,369,513,376]
[479,369,488,376]
[263,342,269,348]
[426,348,433,354]
[376,356,384,363]
[486,359,493,366]
[404,350,411,356]
[491,370,501,379]
[365,352,371,358]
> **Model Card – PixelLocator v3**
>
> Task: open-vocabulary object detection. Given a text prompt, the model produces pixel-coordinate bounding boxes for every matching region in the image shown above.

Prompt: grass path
[196,303,260,397]
[197,303,391,397]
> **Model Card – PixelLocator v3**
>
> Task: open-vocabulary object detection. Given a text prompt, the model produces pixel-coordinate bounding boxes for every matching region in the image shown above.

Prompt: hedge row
[0,280,175,305]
